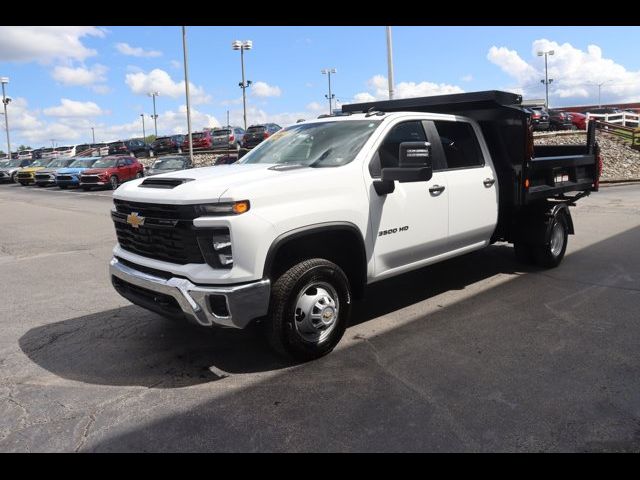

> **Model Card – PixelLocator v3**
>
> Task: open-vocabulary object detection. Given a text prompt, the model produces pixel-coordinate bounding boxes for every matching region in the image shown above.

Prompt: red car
[79,155,144,190]
[569,112,587,130]
[182,130,213,150]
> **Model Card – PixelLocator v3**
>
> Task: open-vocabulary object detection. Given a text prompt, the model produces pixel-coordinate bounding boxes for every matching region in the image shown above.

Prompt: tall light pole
[1,77,11,159]
[591,81,611,108]
[386,26,395,100]
[321,68,337,115]
[91,127,95,143]
[183,26,194,164]
[148,91,159,136]
[232,40,253,131]
[537,49,554,109]
[140,114,146,140]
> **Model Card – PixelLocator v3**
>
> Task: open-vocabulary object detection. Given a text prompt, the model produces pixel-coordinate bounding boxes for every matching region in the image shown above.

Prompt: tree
[17,144,31,151]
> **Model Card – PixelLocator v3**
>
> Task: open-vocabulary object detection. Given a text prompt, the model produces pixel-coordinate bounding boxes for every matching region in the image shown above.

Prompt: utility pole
[537,49,554,109]
[232,40,253,131]
[321,68,337,114]
[140,114,146,141]
[1,77,11,158]
[91,127,95,143]
[386,26,395,100]
[148,91,159,136]
[182,26,194,164]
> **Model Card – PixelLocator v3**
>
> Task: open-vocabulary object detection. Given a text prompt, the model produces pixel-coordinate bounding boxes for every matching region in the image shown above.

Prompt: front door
[366,119,449,280]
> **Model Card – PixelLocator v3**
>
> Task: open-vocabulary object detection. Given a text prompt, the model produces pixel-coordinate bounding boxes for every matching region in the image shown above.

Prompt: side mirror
[381,141,433,183]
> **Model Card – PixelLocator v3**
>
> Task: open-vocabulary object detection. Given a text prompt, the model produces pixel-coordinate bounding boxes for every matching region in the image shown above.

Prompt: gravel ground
[139,152,241,169]
[534,131,640,181]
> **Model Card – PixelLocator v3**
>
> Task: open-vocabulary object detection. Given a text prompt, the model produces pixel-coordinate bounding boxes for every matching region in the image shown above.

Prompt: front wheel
[109,175,119,190]
[533,214,569,268]
[264,258,351,361]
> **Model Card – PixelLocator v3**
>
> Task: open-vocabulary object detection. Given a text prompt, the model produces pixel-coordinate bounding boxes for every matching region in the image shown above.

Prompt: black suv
[525,106,550,131]
[242,123,282,149]
[150,135,185,154]
[548,110,575,130]
[108,139,152,157]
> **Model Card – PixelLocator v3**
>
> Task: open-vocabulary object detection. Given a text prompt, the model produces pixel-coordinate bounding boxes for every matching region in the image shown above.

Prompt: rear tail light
[229,135,235,142]
[263,132,269,139]
[594,153,603,190]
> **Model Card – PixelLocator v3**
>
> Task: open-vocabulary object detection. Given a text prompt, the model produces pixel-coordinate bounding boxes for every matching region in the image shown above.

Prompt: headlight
[196,200,250,216]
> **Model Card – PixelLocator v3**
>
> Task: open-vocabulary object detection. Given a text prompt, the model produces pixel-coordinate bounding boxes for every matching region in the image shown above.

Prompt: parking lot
[1,181,639,452]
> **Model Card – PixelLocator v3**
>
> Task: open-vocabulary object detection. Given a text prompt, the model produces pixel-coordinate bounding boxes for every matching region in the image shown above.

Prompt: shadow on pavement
[19,244,527,388]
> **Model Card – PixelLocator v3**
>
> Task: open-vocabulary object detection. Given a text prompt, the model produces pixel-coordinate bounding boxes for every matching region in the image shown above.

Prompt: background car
[54,157,101,189]
[241,123,282,149]
[41,147,57,161]
[108,139,152,157]
[54,145,77,159]
[182,130,214,150]
[548,110,575,130]
[79,155,144,190]
[524,106,550,131]
[15,158,54,186]
[33,158,76,187]
[31,148,44,160]
[0,158,33,183]
[151,135,184,154]
[17,149,33,160]
[568,112,587,130]
[75,144,94,156]
[211,126,245,151]
[92,143,110,156]
[146,155,192,176]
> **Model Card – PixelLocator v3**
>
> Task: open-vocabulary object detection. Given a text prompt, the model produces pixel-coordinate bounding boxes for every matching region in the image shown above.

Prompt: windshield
[154,137,170,143]
[247,126,266,133]
[240,120,380,168]
[91,158,117,168]
[47,159,71,168]
[152,158,186,170]
[213,129,231,136]
[69,158,98,168]
[30,159,50,167]
[0,160,9,168]
[55,146,72,152]
[42,148,54,153]
[191,133,205,140]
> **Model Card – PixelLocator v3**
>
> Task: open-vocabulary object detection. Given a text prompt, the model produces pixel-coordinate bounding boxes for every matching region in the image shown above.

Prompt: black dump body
[342,90,600,242]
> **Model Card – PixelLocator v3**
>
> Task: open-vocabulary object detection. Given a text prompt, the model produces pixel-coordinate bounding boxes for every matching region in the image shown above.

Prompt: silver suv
[211,126,245,151]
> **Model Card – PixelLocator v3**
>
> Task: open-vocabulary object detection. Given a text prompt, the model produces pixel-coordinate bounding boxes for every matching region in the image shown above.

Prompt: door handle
[483,178,496,187]
[429,184,446,194]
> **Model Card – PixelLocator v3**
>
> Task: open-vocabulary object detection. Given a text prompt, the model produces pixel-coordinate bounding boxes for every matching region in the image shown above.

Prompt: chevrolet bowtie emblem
[126,212,145,229]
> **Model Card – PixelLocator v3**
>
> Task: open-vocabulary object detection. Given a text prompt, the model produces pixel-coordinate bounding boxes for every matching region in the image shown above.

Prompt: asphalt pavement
[0,181,639,452]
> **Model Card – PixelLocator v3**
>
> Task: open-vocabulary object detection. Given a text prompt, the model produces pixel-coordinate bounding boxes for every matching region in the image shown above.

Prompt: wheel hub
[550,221,564,257]
[293,282,339,344]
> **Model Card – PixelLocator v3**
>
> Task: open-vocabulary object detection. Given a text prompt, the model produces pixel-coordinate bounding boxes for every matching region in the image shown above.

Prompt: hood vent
[139,177,194,189]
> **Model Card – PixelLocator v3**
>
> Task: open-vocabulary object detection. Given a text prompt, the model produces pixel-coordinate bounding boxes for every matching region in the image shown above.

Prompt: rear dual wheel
[514,213,569,268]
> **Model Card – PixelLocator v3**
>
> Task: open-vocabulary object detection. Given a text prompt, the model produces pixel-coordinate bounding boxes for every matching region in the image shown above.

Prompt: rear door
[432,119,498,251]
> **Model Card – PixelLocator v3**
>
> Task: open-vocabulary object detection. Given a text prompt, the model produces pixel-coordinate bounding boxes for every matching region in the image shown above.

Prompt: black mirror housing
[380,141,433,183]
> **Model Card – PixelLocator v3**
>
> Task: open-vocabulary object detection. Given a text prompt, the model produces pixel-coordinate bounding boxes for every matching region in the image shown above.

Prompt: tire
[264,258,352,361]
[11,173,17,183]
[513,242,535,265]
[533,213,569,268]
[109,175,119,190]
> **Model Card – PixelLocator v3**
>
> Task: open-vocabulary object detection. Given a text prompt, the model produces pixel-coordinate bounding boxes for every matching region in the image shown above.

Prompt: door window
[370,121,427,177]
[433,121,484,169]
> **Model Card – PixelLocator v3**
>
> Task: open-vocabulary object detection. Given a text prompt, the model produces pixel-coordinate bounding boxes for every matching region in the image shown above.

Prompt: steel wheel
[110,176,118,190]
[292,282,340,344]
[549,221,565,257]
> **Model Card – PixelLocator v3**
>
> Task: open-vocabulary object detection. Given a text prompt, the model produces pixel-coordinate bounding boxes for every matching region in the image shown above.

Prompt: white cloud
[44,99,105,118]
[115,42,162,58]
[51,64,109,91]
[306,102,325,112]
[170,60,181,69]
[0,26,104,64]
[461,74,473,82]
[251,81,282,98]
[125,68,211,105]
[353,74,464,102]
[487,39,640,103]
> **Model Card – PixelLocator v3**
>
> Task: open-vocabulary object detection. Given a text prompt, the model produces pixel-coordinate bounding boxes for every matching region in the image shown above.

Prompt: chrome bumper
[109,257,270,329]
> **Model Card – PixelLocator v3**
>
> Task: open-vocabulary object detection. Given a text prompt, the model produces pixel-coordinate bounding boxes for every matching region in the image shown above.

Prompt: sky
[1,25,639,150]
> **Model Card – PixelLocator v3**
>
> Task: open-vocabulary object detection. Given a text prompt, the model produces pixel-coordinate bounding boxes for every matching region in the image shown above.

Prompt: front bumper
[109,256,270,329]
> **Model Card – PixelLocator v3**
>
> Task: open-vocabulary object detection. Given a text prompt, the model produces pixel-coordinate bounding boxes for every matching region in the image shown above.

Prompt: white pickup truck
[109,91,601,360]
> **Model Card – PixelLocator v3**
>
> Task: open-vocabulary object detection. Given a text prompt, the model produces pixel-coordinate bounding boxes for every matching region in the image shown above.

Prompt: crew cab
[54,157,101,189]
[109,91,601,361]
[80,155,144,190]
